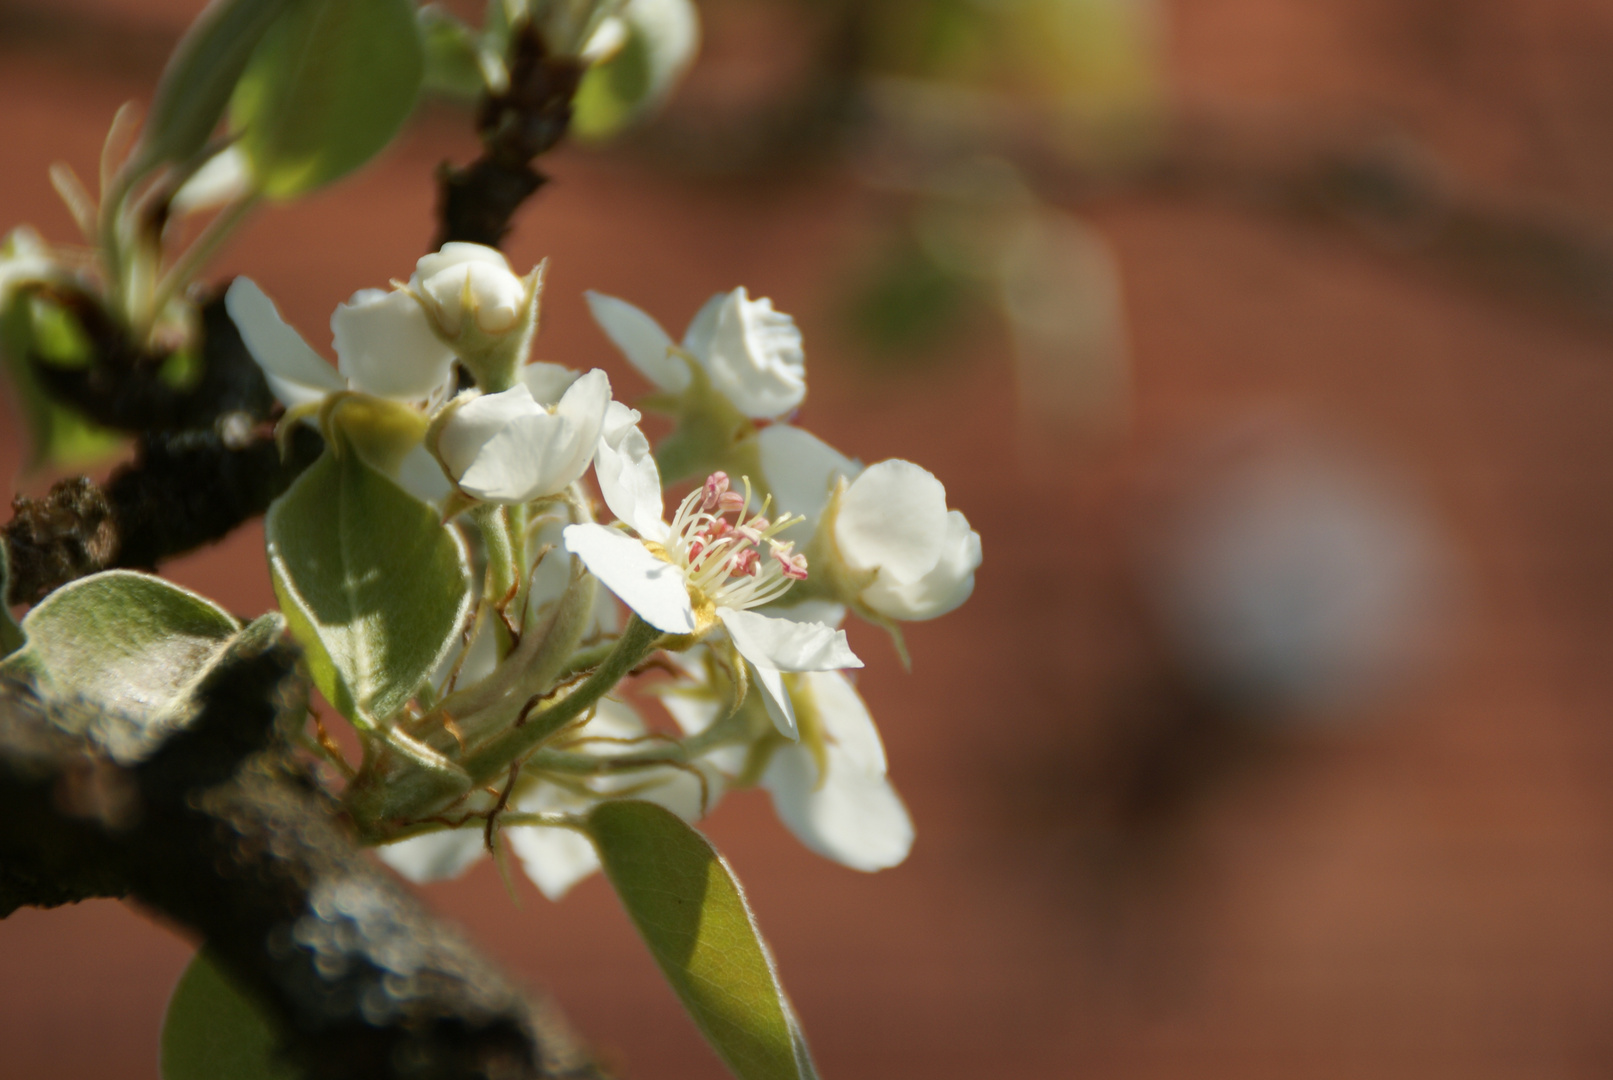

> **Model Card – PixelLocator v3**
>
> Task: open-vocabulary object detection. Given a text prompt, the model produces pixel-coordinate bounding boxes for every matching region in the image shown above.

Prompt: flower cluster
[231,243,982,898]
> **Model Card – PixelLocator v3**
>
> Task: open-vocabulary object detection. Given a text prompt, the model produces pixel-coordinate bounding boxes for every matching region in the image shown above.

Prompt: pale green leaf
[1,292,124,469]
[0,571,243,761]
[571,31,652,142]
[161,950,298,1080]
[230,0,425,198]
[588,801,818,1080]
[0,544,24,658]
[419,4,485,101]
[135,0,294,174]
[266,444,471,727]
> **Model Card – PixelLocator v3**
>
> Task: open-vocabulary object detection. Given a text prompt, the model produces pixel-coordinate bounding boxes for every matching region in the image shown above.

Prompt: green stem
[147,192,261,327]
[529,709,750,775]
[461,614,662,788]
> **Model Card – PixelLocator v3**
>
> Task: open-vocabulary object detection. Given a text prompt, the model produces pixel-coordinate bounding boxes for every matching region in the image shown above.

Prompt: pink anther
[731,549,761,576]
[700,472,732,512]
[773,545,809,581]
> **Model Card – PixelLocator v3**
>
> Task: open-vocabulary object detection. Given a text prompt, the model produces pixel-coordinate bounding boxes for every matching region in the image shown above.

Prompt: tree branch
[0,633,609,1079]
[436,24,584,249]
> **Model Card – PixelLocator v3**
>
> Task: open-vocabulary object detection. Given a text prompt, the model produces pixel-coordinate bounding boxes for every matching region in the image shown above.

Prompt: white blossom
[412,242,529,337]
[586,286,805,419]
[436,369,612,503]
[226,277,456,409]
[564,415,860,737]
[758,425,982,621]
[661,644,912,872]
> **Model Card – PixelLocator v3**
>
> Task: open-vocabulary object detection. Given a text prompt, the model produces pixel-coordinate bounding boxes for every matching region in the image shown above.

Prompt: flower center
[667,472,808,611]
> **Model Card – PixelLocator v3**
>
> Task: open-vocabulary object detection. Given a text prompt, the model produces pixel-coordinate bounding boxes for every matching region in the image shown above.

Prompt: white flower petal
[377,829,486,883]
[594,401,667,538]
[756,424,858,536]
[800,669,886,774]
[763,599,847,629]
[585,291,690,393]
[549,368,613,484]
[763,743,913,872]
[717,607,861,674]
[508,825,601,901]
[681,292,725,359]
[520,362,582,405]
[861,509,982,621]
[834,459,949,583]
[394,442,454,504]
[225,277,344,408]
[563,523,695,633]
[660,689,723,736]
[749,660,798,739]
[703,287,805,419]
[442,375,608,503]
[332,287,456,400]
[415,241,511,281]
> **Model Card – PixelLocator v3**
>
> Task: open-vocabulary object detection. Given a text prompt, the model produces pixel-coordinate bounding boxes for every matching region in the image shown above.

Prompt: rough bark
[0,635,608,1080]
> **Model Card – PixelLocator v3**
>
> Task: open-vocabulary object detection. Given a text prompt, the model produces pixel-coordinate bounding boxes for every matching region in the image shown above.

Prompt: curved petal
[332,287,456,400]
[394,442,454,504]
[594,401,667,538]
[508,824,601,901]
[225,277,343,408]
[718,607,861,673]
[520,361,582,405]
[563,523,695,633]
[703,288,806,419]
[680,292,725,359]
[377,829,486,883]
[585,291,689,393]
[861,509,982,621]
[549,368,613,487]
[762,743,914,872]
[415,241,512,281]
[834,459,949,583]
[442,378,606,503]
[756,424,858,536]
[800,669,886,774]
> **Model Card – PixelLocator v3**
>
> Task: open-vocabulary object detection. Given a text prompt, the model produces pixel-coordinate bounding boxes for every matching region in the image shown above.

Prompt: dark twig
[3,424,322,606]
[436,24,584,249]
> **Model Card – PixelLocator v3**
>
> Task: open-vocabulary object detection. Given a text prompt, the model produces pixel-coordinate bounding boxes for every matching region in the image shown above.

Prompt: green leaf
[1,292,123,468]
[419,4,485,101]
[571,30,653,141]
[0,571,243,761]
[230,0,425,198]
[161,950,298,1080]
[135,0,295,174]
[588,801,818,1080]
[0,544,24,658]
[266,444,471,727]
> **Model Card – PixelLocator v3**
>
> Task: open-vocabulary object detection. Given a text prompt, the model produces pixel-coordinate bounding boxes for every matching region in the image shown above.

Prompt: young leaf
[230,0,425,198]
[135,0,294,175]
[266,444,471,727]
[1,292,123,468]
[588,800,819,1080]
[161,950,298,1080]
[3,570,237,706]
[419,4,486,101]
[0,544,25,658]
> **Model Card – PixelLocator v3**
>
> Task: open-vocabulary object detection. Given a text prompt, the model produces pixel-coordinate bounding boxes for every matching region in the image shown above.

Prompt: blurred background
[8,0,1613,1076]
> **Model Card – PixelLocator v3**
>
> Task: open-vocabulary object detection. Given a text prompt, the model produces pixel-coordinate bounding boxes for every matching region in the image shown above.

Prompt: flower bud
[411,243,541,391]
[701,287,806,419]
